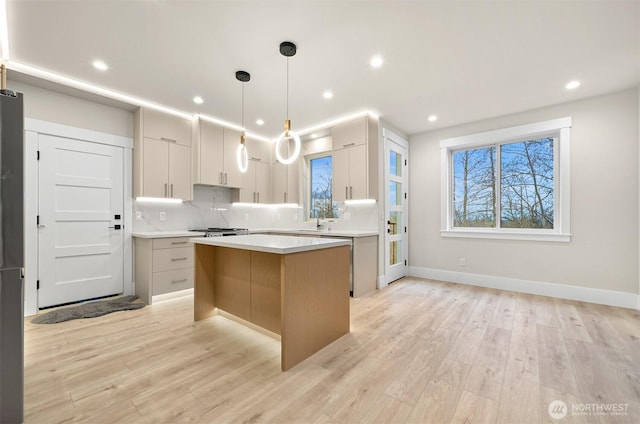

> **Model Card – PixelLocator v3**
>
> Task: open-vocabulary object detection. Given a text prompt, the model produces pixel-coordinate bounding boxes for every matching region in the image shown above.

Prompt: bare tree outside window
[310,156,338,218]
[501,138,554,228]
[453,147,496,227]
[453,138,554,229]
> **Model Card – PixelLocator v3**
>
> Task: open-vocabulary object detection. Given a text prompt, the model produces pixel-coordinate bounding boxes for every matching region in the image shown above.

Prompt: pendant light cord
[286,57,289,120]
[241,82,244,130]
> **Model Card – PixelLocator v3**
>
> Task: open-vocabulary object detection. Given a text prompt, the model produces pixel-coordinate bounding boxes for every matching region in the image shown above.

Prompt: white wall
[12,80,135,315]
[409,88,639,301]
[9,80,134,138]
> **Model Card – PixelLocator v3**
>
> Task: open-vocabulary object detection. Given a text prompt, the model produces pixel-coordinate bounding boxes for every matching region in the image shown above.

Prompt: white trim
[377,275,387,290]
[383,129,409,284]
[408,266,639,310]
[23,119,134,314]
[123,147,133,296]
[440,117,572,149]
[25,118,133,149]
[441,229,571,243]
[440,117,571,242]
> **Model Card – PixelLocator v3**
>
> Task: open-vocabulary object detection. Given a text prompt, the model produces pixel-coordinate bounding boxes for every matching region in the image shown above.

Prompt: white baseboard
[377,275,387,290]
[408,266,639,310]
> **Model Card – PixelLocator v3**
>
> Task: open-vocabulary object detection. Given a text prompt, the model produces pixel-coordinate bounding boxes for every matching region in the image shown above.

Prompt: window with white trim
[308,154,338,219]
[440,117,571,242]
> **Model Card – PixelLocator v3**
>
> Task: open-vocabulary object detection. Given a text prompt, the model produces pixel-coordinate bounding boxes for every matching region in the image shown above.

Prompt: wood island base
[194,243,351,371]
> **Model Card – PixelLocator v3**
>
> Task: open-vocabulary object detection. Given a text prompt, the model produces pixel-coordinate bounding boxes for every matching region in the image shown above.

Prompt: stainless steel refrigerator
[0,89,24,424]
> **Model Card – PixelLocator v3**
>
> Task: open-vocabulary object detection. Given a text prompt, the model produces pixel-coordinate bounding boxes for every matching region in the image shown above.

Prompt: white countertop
[249,228,379,238]
[191,234,352,254]
[131,229,378,239]
[132,231,205,238]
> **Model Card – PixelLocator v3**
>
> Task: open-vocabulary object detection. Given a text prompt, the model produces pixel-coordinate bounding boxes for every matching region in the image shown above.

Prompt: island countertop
[190,234,351,255]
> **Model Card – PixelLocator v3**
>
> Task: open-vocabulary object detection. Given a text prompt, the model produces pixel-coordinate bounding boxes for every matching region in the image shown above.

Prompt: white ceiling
[6,1,640,139]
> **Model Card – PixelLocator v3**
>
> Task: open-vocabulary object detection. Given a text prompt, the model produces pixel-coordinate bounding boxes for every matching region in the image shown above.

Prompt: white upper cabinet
[272,161,299,204]
[239,138,271,203]
[141,107,191,146]
[197,119,224,186]
[331,115,377,201]
[332,116,367,148]
[134,108,193,200]
[332,144,367,201]
[193,118,244,188]
[223,128,243,188]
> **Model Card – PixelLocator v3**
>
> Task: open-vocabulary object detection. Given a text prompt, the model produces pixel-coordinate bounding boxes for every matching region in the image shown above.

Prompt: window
[309,155,337,218]
[441,117,571,242]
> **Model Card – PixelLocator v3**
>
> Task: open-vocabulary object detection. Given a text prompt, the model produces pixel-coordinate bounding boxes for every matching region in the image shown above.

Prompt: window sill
[441,229,571,243]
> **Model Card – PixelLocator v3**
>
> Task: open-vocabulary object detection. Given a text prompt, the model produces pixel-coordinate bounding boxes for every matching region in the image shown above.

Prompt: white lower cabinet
[134,236,194,304]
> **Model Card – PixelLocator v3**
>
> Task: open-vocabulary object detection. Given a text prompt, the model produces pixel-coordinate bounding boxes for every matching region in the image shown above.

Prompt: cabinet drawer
[153,237,193,250]
[152,247,193,272]
[142,108,191,146]
[152,268,193,295]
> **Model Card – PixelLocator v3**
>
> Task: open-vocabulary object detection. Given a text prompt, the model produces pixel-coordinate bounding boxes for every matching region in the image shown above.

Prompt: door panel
[142,137,168,198]
[349,144,368,199]
[332,148,350,202]
[223,128,243,188]
[169,143,191,200]
[199,120,224,185]
[384,131,409,284]
[38,135,124,307]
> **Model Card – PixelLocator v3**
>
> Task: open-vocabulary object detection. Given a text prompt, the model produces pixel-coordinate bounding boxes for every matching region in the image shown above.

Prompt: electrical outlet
[159,211,166,221]
[459,258,466,266]
[135,211,142,221]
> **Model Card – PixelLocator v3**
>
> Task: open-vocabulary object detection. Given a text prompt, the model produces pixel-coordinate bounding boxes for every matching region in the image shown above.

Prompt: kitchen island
[192,234,352,371]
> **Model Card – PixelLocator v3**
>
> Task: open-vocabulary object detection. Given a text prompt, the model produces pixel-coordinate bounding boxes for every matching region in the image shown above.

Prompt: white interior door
[38,134,124,307]
[384,130,409,284]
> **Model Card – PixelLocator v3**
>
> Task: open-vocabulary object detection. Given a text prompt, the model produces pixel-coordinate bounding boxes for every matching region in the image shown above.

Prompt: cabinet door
[223,128,243,188]
[239,161,256,203]
[143,108,191,146]
[169,143,191,200]
[255,161,270,204]
[272,162,288,203]
[348,144,368,200]
[332,117,366,148]
[287,161,300,204]
[332,147,350,202]
[142,138,169,198]
[199,120,224,185]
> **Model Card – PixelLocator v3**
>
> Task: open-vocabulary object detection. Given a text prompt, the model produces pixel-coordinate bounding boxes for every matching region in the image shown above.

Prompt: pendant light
[274,41,301,165]
[236,70,250,173]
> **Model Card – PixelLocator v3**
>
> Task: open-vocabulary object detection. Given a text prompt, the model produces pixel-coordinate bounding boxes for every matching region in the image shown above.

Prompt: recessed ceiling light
[322,90,333,99]
[311,133,318,138]
[193,96,204,104]
[256,119,264,126]
[428,115,438,122]
[565,80,581,90]
[92,60,108,71]
[370,55,383,68]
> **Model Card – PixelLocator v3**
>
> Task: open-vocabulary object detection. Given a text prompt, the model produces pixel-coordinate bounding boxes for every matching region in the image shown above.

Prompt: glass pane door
[384,131,409,284]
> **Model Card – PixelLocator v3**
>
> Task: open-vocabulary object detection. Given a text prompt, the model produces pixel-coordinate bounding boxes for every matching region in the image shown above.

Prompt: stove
[189,227,249,237]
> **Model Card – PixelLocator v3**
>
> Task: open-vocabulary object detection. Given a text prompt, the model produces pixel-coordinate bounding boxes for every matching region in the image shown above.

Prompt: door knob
[108,224,122,230]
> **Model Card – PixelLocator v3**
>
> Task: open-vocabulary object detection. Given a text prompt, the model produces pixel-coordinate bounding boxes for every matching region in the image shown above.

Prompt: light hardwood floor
[24,278,640,423]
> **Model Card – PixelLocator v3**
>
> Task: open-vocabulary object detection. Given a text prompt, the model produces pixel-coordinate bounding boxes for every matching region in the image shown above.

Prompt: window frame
[306,151,337,220]
[440,117,571,242]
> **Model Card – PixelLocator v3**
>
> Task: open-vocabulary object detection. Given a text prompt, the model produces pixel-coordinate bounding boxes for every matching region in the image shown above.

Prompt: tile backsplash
[133,185,378,232]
